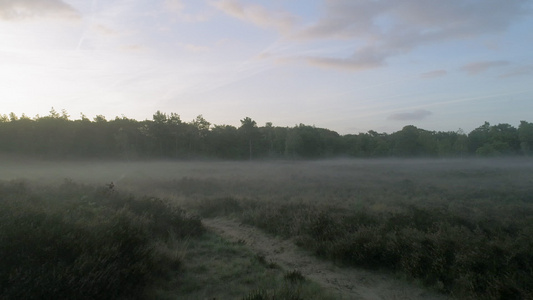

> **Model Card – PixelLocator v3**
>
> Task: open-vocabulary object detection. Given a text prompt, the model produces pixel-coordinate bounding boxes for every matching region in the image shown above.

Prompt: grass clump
[283,270,305,283]
[254,254,279,269]
[242,270,310,300]
[0,179,204,299]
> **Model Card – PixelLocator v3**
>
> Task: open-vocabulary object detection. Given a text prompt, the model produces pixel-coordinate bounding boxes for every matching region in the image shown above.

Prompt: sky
[1,0,532,134]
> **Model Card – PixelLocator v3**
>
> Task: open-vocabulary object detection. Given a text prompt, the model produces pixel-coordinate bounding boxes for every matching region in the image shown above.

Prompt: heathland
[1,158,532,299]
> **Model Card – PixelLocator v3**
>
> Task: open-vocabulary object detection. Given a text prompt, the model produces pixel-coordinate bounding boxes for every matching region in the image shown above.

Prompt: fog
[2,156,532,201]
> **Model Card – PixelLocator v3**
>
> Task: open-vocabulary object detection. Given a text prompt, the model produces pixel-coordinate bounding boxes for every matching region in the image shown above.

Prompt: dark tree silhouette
[0,109,529,160]
[239,117,258,160]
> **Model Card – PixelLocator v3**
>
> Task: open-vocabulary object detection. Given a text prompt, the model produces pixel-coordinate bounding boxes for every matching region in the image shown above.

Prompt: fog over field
[3,157,533,184]
[2,156,533,200]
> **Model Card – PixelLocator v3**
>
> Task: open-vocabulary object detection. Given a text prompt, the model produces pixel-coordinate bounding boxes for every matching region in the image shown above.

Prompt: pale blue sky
[1,0,532,134]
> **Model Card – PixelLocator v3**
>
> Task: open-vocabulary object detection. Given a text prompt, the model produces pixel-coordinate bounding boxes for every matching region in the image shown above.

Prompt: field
[1,157,532,299]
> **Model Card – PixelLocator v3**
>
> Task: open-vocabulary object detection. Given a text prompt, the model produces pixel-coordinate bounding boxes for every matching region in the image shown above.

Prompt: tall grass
[0,179,204,299]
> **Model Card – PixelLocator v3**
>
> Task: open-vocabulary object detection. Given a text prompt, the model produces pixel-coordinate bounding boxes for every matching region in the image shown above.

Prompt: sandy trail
[203,218,450,300]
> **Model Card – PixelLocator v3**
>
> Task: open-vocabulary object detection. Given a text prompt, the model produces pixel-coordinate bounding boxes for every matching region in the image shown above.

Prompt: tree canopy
[1,110,531,160]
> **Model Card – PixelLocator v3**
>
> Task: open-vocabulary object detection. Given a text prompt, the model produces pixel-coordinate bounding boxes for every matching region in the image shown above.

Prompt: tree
[94,115,107,123]
[284,127,301,158]
[452,130,468,156]
[488,123,519,154]
[9,112,18,122]
[393,125,421,156]
[145,111,186,157]
[181,115,211,156]
[111,116,143,159]
[262,122,275,157]
[239,117,258,160]
[468,122,490,154]
[207,125,240,159]
[518,121,533,155]
[49,107,60,119]
[469,122,519,156]
[60,109,70,120]
[150,111,170,156]
[34,110,75,157]
[167,113,184,157]
[192,115,210,137]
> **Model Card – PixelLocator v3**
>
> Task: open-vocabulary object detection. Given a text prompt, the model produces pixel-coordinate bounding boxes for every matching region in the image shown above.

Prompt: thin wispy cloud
[290,0,530,71]
[0,0,80,21]
[94,24,117,36]
[164,0,211,22]
[184,43,210,53]
[305,48,386,71]
[460,61,510,75]
[388,110,432,121]
[499,65,533,78]
[420,70,447,79]
[164,0,185,13]
[212,0,296,33]
[121,44,146,52]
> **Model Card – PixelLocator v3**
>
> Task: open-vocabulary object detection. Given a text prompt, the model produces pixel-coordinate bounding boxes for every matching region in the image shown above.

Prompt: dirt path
[203,218,450,300]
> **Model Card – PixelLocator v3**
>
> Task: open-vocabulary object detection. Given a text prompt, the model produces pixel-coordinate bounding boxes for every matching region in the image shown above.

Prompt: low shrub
[0,180,204,299]
[197,196,533,300]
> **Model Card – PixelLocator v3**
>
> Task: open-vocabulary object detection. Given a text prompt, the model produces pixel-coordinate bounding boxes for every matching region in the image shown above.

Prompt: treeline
[1,109,532,159]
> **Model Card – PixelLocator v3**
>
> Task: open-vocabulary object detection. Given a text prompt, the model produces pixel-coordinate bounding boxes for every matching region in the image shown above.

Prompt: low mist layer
[2,157,532,196]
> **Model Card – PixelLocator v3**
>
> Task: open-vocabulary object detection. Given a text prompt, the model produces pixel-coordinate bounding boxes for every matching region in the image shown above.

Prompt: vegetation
[233,202,532,299]
[0,179,204,299]
[170,233,332,300]
[155,160,532,300]
[0,179,335,299]
[242,270,310,300]
[2,109,533,159]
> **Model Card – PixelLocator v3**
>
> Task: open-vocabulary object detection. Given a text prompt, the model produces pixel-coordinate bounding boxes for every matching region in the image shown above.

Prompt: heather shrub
[198,196,533,300]
[0,180,204,299]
